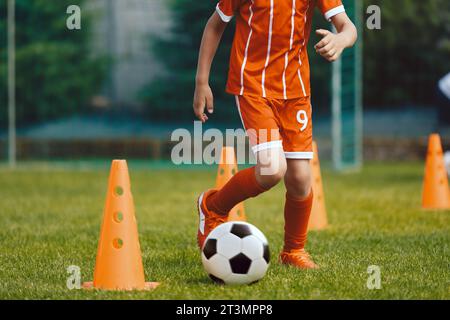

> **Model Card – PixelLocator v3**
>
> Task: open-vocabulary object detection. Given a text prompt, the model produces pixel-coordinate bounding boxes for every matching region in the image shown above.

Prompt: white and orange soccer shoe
[197,189,228,250]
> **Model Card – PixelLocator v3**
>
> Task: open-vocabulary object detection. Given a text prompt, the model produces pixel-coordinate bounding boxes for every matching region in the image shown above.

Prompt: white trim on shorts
[252,140,284,154]
[284,151,314,159]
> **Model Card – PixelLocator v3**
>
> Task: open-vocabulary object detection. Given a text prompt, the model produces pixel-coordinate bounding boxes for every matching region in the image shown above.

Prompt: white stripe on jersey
[282,0,296,100]
[297,1,309,97]
[261,0,274,98]
[240,0,255,96]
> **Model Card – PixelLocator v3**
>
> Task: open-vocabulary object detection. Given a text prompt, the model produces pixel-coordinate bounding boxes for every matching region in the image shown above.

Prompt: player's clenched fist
[193,83,214,123]
[314,29,346,62]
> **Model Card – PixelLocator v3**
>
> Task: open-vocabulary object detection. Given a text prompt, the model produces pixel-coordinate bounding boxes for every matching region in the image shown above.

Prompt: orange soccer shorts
[235,94,313,160]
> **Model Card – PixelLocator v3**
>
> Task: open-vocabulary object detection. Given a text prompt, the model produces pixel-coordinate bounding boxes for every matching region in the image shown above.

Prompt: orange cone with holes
[308,141,328,230]
[83,160,159,290]
[216,147,247,221]
[422,134,450,210]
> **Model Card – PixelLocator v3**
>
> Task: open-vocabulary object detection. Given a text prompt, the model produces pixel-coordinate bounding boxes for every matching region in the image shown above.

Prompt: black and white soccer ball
[201,221,270,285]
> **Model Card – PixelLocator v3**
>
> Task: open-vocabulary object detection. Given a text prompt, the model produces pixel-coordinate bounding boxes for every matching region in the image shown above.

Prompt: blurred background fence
[0,0,449,163]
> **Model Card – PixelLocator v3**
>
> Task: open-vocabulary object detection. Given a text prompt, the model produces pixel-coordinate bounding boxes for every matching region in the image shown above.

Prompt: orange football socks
[283,190,313,252]
[206,166,268,216]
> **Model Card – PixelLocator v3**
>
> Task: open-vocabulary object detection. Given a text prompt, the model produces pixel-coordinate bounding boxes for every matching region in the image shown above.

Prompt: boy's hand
[193,83,214,123]
[314,29,346,62]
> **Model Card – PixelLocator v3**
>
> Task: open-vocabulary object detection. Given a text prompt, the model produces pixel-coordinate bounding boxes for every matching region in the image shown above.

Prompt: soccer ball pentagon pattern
[201,221,270,285]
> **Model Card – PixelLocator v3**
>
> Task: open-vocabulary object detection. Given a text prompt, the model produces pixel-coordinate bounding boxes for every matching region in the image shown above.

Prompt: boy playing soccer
[194,0,357,269]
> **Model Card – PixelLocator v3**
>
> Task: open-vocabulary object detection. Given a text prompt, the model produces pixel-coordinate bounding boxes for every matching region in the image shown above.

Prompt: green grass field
[0,162,448,299]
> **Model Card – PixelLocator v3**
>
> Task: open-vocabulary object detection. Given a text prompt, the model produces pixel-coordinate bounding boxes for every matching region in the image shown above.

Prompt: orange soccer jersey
[216,0,345,100]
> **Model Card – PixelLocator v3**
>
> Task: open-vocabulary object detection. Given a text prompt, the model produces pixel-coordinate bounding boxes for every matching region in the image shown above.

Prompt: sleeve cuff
[216,3,234,23]
[324,5,345,21]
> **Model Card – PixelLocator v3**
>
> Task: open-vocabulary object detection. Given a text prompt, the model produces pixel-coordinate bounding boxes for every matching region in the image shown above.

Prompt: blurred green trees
[143,0,450,121]
[1,0,448,126]
[363,0,450,108]
[0,0,108,126]
[140,0,236,122]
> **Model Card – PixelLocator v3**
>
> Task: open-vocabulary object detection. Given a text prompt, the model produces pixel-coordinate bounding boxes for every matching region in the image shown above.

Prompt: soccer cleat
[197,189,228,250]
[279,249,319,269]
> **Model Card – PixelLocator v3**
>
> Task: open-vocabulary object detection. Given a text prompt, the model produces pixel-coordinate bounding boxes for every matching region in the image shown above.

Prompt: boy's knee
[285,167,312,199]
[255,153,287,189]
[259,166,286,188]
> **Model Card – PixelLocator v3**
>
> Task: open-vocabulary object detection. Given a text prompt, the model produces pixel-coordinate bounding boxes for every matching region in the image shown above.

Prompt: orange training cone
[216,147,247,221]
[422,134,450,210]
[83,160,159,290]
[308,141,328,231]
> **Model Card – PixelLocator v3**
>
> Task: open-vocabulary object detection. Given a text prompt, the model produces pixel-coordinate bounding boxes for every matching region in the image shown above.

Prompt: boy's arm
[193,12,227,123]
[314,12,358,62]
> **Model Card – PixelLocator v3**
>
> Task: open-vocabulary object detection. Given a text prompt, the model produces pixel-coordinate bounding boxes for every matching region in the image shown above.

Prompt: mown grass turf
[0,162,448,299]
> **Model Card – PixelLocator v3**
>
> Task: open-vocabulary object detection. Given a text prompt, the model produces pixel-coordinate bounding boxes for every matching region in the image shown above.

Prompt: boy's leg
[280,159,318,269]
[198,140,287,249]
[207,147,287,215]
[197,95,286,249]
[283,159,313,251]
[277,97,317,268]
[206,94,287,215]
